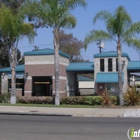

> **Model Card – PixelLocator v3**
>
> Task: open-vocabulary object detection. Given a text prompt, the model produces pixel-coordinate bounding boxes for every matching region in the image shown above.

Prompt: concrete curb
[0,112,72,117]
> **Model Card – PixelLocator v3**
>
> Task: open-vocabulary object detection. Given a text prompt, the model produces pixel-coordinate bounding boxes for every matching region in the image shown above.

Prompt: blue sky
[21,0,140,62]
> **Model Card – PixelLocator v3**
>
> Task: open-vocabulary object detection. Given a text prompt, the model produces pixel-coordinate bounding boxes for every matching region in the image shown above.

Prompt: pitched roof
[66,62,94,71]
[127,61,140,70]
[95,72,124,83]
[0,65,24,72]
[24,48,70,59]
[78,75,94,81]
[94,51,130,61]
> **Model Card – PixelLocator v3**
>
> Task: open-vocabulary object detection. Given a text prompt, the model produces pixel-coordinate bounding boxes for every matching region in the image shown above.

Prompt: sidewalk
[0,106,139,117]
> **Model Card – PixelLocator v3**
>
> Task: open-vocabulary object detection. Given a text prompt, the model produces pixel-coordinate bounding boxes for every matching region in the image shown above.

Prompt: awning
[95,72,124,83]
[66,62,94,71]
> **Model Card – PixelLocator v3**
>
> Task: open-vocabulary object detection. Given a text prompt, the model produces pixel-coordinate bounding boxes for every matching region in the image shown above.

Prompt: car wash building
[0,48,140,97]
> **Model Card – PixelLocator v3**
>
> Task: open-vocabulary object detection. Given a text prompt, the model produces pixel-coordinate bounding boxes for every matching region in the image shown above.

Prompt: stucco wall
[25,55,69,66]
[94,56,129,94]
[79,89,94,96]
[79,81,94,88]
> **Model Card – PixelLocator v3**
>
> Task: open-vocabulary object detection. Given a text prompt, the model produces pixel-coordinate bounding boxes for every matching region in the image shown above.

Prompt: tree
[84,6,140,105]
[0,5,34,104]
[23,0,87,105]
[0,0,27,67]
[0,0,28,12]
[59,30,84,62]
[0,46,23,68]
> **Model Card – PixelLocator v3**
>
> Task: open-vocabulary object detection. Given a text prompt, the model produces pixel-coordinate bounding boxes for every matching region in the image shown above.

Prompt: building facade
[0,48,140,97]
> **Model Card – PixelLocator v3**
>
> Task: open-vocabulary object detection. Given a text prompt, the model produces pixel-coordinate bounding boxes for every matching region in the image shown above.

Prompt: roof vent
[33,46,39,51]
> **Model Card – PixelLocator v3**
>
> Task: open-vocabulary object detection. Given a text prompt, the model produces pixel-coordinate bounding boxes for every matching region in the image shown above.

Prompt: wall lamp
[2,73,5,79]
[24,72,28,79]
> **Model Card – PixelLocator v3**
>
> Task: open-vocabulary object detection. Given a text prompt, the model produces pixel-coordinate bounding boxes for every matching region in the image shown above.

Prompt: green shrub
[0,93,10,103]
[111,96,119,105]
[86,96,102,105]
[17,96,53,104]
[123,86,140,106]
[61,96,118,105]
[16,95,118,105]
[60,96,87,105]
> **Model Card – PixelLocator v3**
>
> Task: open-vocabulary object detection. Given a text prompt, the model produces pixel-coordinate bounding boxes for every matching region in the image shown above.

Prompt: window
[8,79,24,89]
[100,59,104,71]
[108,58,112,71]
[116,58,118,71]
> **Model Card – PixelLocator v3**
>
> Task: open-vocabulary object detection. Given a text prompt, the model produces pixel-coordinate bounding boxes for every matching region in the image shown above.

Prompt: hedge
[17,96,53,104]
[16,96,118,105]
[60,96,118,105]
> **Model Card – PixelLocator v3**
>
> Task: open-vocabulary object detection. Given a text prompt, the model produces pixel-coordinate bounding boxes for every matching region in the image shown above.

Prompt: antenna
[96,40,105,53]
[33,46,39,50]
[100,42,105,48]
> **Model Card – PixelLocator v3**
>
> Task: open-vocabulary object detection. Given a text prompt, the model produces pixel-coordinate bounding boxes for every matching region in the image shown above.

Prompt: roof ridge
[95,51,127,54]
[94,51,130,61]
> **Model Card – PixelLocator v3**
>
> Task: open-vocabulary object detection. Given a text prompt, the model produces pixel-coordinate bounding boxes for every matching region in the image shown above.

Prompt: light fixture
[24,72,28,79]
[2,73,5,79]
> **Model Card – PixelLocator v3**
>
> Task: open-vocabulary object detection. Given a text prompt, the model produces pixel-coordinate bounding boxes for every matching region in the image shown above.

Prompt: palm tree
[23,0,87,105]
[84,6,140,105]
[0,5,34,104]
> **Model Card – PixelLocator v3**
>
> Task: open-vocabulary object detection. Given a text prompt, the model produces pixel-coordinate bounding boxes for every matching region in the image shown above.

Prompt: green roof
[127,61,140,70]
[0,65,24,72]
[94,51,130,61]
[95,72,124,83]
[78,76,94,81]
[66,62,94,71]
[24,48,70,59]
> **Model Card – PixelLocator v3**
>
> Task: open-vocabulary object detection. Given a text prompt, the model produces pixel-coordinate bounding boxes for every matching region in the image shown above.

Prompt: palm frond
[122,22,140,40]
[115,6,132,23]
[124,38,140,50]
[65,0,87,10]
[100,89,113,106]
[84,30,112,49]
[21,0,48,19]
[59,14,76,29]
[124,86,140,106]
[106,6,132,39]
[0,5,34,43]
[20,23,34,43]
[93,10,112,24]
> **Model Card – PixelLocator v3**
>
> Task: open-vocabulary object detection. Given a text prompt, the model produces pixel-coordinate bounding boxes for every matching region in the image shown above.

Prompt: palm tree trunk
[10,44,16,104]
[117,42,123,105]
[53,29,60,105]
